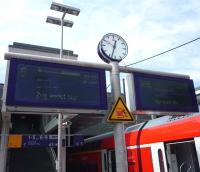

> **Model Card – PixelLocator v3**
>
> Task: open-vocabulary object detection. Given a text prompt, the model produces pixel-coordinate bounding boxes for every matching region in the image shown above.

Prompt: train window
[166,140,200,172]
[158,149,165,172]
[104,153,108,171]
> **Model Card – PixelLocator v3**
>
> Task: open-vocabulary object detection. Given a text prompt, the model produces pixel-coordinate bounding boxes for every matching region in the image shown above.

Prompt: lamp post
[46,2,80,172]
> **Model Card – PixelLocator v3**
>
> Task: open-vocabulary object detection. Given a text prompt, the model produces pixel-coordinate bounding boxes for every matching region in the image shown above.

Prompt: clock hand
[111,40,117,58]
[102,39,114,47]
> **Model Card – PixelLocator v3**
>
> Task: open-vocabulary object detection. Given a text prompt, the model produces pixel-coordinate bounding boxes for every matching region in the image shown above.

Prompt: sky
[1,0,200,87]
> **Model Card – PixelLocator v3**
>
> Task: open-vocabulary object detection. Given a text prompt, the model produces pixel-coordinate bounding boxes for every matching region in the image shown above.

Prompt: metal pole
[57,113,63,172]
[57,12,66,172]
[0,113,11,172]
[67,122,71,147]
[110,61,128,172]
[60,13,66,59]
[62,125,66,172]
[0,60,11,172]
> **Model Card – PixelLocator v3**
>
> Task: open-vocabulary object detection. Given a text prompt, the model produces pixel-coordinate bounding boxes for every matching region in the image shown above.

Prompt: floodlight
[46,16,73,27]
[50,1,80,16]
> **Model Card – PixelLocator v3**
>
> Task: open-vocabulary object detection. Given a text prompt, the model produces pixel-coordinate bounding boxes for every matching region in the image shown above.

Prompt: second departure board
[133,72,198,113]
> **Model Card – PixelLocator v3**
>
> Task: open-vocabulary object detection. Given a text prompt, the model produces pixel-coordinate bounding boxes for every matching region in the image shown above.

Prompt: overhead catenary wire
[106,36,200,90]
[125,36,200,67]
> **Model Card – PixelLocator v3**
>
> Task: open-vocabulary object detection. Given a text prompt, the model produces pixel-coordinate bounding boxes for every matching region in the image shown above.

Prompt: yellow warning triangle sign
[107,97,135,122]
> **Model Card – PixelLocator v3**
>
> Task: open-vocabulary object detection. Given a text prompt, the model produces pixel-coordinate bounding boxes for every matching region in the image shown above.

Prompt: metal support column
[57,113,63,172]
[110,61,128,172]
[0,112,11,172]
[62,124,66,172]
[57,13,66,172]
[67,121,72,147]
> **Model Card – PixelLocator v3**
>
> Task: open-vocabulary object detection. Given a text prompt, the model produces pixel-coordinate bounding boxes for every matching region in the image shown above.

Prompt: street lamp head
[50,1,80,16]
[46,16,74,27]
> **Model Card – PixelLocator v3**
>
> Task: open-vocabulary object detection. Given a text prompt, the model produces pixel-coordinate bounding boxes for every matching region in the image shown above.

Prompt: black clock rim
[100,33,128,62]
[102,33,128,54]
[97,42,110,63]
[97,43,110,63]
[102,33,126,43]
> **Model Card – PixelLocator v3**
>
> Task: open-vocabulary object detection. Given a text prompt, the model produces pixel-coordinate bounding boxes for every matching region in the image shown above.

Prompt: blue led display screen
[134,72,198,112]
[6,58,107,109]
[22,135,58,148]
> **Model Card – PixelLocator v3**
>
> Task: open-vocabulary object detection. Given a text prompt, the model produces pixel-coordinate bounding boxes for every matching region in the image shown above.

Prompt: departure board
[22,135,58,148]
[6,58,107,109]
[133,72,198,112]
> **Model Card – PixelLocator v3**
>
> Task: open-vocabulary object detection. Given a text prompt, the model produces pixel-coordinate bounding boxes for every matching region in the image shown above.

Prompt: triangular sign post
[107,97,135,122]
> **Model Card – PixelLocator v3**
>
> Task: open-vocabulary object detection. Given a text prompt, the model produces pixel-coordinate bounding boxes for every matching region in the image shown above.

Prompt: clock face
[99,33,128,62]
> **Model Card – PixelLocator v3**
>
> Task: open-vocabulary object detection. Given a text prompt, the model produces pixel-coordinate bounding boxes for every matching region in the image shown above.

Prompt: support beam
[0,112,11,172]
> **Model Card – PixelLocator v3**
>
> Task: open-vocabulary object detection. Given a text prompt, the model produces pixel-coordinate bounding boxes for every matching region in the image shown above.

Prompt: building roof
[9,42,78,57]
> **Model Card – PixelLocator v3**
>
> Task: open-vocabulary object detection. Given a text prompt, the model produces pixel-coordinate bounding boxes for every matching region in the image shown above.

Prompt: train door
[101,149,116,172]
[108,149,116,172]
[194,137,200,168]
[151,142,168,172]
[165,139,200,172]
[102,150,109,172]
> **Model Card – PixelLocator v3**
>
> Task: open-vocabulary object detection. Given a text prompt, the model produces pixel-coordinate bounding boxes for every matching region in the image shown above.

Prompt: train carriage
[68,114,200,172]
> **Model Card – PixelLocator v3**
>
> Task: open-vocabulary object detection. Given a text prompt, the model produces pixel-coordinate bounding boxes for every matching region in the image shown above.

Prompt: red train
[67,114,200,172]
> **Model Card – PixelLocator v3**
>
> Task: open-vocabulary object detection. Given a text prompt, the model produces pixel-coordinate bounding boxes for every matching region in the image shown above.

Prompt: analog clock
[98,33,128,63]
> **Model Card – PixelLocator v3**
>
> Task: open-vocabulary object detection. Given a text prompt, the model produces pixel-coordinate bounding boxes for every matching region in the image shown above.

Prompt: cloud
[0,0,200,88]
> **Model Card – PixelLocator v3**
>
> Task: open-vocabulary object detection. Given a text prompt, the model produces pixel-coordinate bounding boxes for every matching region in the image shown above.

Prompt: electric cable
[106,36,200,90]
[125,37,200,67]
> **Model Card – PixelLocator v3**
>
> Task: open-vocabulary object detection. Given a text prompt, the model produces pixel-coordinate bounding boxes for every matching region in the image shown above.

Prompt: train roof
[125,113,200,132]
[85,113,200,143]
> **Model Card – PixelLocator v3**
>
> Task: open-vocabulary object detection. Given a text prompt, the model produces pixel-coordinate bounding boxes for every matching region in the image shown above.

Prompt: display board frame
[4,57,108,114]
[125,72,199,115]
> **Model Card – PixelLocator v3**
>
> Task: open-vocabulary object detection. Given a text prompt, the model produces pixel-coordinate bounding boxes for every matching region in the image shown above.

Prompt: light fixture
[50,1,80,16]
[46,3,80,172]
[46,16,73,27]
